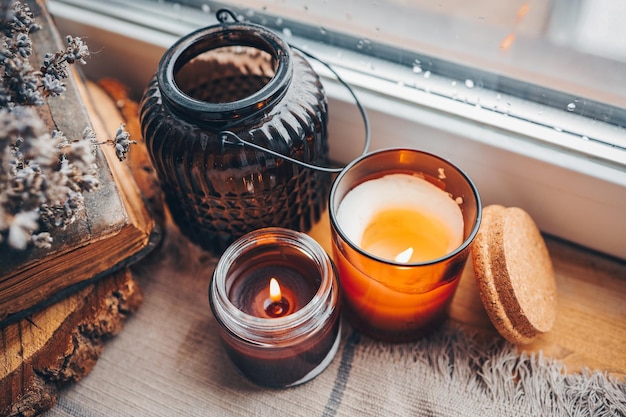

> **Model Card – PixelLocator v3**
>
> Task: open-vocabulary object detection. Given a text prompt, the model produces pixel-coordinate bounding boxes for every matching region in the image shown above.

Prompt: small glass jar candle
[209,228,341,388]
[329,148,481,342]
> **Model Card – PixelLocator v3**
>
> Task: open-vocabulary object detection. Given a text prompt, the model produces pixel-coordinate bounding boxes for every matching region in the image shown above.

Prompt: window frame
[49,0,626,260]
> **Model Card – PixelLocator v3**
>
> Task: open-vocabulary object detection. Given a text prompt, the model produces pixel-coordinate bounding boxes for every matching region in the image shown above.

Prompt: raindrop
[282,28,293,37]
[567,103,576,112]
[451,81,457,87]
[246,8,255,17]
[356,39,371,50]
[581,136,589,141]
[320,27,327,35]
[423,71,431,79]
[276,17,283,25]
[465,79,475,88]
[412,59,422,74]
[554,126,563,132]
[201,4,210,13]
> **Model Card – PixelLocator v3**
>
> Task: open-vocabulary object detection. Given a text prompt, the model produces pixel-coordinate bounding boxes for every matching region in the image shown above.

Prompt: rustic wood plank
[0,268,143,417]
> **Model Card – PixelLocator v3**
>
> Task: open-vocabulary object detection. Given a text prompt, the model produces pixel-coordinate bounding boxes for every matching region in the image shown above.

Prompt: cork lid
[471,205,557,344]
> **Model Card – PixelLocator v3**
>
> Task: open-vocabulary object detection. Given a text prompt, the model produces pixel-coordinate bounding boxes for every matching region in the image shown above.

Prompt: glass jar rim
[210,227,337,344]
[329,147,482,267]
[157,22,293,126]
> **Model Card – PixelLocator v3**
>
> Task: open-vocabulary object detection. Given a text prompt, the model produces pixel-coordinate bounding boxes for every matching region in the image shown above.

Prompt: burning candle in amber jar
[329,148,481,342]
[209,228,341,388]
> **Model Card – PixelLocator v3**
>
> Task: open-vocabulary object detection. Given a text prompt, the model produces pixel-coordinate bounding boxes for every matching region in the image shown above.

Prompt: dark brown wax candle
[227,247,319,318]
[210,228,341,388]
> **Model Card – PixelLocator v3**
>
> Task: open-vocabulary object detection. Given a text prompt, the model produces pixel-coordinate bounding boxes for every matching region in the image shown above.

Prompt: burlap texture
[46,226,626,417]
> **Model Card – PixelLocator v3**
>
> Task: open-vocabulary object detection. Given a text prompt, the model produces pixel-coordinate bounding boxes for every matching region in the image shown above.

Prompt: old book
[0,0,161,325]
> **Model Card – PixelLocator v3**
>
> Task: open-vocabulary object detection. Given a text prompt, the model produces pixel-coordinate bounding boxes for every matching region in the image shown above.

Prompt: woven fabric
[46,228,626,417]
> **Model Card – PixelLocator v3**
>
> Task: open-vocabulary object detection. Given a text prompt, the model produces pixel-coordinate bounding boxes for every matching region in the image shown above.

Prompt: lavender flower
[0,1,99,250]
[112,124,137,161]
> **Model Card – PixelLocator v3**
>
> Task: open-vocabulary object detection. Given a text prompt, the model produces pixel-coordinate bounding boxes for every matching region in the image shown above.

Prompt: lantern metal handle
[216,8,370,174]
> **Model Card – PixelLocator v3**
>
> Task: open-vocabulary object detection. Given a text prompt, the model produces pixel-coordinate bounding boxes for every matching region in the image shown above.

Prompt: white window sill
[49,0,626,260]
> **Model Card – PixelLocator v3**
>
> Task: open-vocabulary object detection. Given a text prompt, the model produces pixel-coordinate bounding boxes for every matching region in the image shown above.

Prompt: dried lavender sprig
[0,1,102,250]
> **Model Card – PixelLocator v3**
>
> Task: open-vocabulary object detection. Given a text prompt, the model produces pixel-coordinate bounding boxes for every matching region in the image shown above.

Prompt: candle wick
[265,297,290,318]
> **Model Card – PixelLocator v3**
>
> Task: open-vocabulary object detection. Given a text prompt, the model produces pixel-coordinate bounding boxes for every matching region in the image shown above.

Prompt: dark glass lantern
[140,17,330,252]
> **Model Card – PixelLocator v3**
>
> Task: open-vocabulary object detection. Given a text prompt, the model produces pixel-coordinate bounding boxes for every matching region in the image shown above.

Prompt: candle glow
[337,173,464,266]
[330,149,481,343]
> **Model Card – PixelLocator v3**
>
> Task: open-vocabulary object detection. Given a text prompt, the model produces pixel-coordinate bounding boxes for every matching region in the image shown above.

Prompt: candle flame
[395,247,414,263]
[269,277,282,302]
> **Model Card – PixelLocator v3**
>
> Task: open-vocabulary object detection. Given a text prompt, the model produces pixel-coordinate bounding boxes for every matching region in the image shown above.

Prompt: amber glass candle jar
[329,148,481,342]
[209,228,341,388]
[140,20,330,252]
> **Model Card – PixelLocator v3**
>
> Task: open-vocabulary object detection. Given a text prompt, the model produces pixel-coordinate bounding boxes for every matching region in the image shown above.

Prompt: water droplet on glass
[496,93,501,101]
[397,81,405,87]
[423,71,431,79]
[172,3,181,10]
[567,103,576,112]
[581,135,589,141]
[451,81,457,87]
[465,79,475,88]
[320,27,327,35]
[412,59,422,73]
[554,126,563,132]
[276,17,283,25]
[201,4,210,13]
[246,9,255,17]
[282,28,293,37]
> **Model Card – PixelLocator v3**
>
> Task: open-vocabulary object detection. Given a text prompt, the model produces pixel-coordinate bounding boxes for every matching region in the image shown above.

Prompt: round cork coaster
[471,205,557,344]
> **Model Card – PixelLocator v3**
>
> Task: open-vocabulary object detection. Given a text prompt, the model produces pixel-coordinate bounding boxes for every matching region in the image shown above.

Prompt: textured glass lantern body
[140,22,330,252]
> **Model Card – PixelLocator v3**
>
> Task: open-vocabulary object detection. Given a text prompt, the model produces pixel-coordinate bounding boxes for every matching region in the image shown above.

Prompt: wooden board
[0,267,143,417]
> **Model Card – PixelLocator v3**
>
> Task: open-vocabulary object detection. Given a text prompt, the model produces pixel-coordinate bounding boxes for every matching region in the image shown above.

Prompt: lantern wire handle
[216,8,238,24]
[215,9,370,174]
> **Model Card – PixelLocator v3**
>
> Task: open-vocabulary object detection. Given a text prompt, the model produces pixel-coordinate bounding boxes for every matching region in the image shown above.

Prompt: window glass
[53,0,626,158]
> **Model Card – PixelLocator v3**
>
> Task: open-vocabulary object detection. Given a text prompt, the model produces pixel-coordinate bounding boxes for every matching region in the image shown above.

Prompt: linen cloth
[46,227,626,417]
